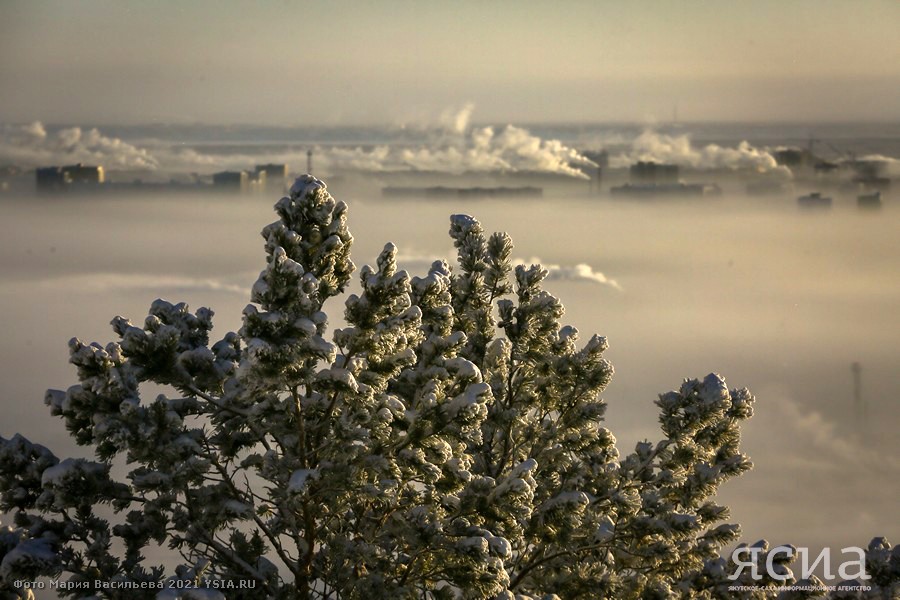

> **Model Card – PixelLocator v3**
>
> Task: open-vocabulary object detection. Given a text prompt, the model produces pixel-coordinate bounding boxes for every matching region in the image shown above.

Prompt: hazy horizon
[1,1,898,591]
[2,1,899,126]
[6,117,900,128]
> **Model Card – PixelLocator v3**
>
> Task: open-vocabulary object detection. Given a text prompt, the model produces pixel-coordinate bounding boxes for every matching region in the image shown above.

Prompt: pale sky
[1,0,898,125]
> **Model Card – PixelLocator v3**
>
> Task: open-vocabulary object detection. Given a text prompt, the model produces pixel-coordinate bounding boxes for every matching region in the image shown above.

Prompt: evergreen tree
[1,176,896,599]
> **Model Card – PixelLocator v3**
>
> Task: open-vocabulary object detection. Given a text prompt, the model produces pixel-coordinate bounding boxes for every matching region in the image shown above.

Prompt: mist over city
[1,1,898,597]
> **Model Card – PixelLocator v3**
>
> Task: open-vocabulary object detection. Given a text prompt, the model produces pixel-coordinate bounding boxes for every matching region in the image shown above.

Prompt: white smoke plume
[1,106,596,179]
[545,263,621,290]
[852,154,900,178]
[748,388,900,476]
[394,252,620,290]
[0,122,159,169]
[438,102,476,135]
[518,257,622,290]
[612,129,789,175]
[181,115,597,178]
[315,105,596,178]
[389,124,595,178]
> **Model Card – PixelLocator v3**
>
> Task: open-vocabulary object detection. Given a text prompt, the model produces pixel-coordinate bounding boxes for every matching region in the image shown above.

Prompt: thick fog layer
[1,181,897,560]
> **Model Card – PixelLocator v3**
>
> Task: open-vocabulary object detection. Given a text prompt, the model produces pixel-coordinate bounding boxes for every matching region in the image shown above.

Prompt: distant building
[382,186,542,198]
[213,170,249,192]
[814,160,839,174]
[254,164,289,194]
[774,148,802,167]
[62,163,104,184]
[248,170,266,194]
[610,183,721,198]
[580,151,608,194]
[857,191,882,210]
[773,148,817,169]
[797,192,832,209]
[36,167,68,192]
[746,180,792,196]
[629,161,679,184]
[850,159,888,180]
[36,163,104,192]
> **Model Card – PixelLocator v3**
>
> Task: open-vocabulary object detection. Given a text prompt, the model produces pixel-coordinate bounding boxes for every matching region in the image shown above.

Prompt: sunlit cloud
[518,256,622,290]
[0,122,159,170]
[0,109,598,179]
[611,129,790,175]
[393,252,621,290]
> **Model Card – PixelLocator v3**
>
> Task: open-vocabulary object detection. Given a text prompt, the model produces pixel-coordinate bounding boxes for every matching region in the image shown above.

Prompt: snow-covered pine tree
[1,176,896,599]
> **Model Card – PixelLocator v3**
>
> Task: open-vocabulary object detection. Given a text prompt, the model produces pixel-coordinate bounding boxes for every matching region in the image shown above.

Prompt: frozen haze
[3,0,899,589]
[1,176,898,562]
[1,2,898,124]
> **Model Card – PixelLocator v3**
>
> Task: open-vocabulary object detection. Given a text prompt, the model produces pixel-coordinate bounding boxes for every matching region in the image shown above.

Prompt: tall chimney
[851,361,865,426]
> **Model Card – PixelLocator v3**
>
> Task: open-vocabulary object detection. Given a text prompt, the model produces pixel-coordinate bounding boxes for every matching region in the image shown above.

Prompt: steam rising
[519,257,622,290]
[391,122,596,178]
[613,130,789,174]
[315,105,597,177]
[0,109,597,179]
[396,252,620,289]
[0,122,159,169]
[11,116,894,181]
[439,102,475,135]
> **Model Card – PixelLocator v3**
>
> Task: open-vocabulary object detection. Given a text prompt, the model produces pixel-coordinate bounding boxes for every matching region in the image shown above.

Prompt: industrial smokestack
[851,361,866,426]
